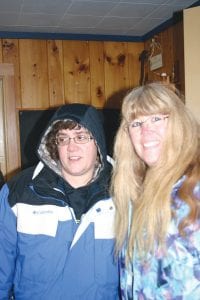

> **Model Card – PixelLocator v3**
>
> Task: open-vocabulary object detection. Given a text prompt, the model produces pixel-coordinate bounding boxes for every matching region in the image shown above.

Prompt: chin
[145,159,158,167]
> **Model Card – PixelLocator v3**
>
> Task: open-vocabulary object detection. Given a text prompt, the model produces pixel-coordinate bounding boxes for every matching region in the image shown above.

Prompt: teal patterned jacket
[120,177,200,300]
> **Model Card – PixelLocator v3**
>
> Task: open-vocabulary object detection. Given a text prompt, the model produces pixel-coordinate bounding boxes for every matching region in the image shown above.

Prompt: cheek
[57,147,66,159]
[132,143,143,160]
[84,143,98,161]
[160,127,167,137]
[129,132,141,151]
[88,146,98,161]
[128,132,144,160]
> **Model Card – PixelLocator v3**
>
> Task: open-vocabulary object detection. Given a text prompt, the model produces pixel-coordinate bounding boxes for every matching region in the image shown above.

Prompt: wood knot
[78,64,89,73]
[105,55,112,64]
[96,86,103,97]
[2,40,15,50]
[118,54,126,66]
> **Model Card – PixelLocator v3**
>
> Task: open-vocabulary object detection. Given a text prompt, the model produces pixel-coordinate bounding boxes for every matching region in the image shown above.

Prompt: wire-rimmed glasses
[56,134,93,146]
[128,114,169,131]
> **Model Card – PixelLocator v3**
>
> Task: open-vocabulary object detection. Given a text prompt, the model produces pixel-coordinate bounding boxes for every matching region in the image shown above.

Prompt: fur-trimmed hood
[37,104,108,179]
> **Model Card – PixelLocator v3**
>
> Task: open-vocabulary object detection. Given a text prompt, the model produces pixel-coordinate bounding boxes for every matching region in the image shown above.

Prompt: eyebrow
[57,130,89,136]
[133,113,164,119]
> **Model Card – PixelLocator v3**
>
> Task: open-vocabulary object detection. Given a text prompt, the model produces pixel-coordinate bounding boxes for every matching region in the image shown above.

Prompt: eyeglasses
[56,134,93,146]
[128,114,169,130]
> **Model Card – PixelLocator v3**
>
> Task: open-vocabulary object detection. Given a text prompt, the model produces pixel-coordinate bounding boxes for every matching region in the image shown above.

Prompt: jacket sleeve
[155,182,200,300]
[0,184,17,299]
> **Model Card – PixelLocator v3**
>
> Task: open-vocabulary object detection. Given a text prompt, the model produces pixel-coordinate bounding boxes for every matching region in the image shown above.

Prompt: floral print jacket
[120,177,200,300]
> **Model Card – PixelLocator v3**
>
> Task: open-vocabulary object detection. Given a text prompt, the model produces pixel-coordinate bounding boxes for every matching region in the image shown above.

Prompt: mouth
[143,141,159,148]
[68,156,81,160]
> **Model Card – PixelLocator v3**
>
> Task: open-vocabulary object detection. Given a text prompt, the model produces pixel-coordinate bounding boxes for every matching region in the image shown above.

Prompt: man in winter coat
[0,104,119,299]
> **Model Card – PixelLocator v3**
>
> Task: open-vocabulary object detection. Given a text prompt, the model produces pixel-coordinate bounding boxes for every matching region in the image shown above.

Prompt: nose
[67,138,78,150]
[141,118,152,131]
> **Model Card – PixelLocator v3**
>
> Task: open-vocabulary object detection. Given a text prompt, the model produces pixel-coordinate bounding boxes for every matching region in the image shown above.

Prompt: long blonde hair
[111,82,200,260]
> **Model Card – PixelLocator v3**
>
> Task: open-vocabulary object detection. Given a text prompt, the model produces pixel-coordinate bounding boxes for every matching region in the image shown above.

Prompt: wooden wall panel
[2,39,21,108]
[0,39,147,110]
[47,40,65,107]
[145,27,174,82]
[89,41,105,108]
[104,42,129,109]
[160,28,174,77]
[127,42,144,88]
[63,40,90,104]
[0,29,179,111]
[19,39,49,108]
[173,20,185,94]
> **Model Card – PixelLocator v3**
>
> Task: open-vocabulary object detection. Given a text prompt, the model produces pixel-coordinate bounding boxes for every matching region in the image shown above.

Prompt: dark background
[19,108,120,169]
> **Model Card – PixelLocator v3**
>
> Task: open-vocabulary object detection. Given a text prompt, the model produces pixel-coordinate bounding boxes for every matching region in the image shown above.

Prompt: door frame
[0,63,20,179]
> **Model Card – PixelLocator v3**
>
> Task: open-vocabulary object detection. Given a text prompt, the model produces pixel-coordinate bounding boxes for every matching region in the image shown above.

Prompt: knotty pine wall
[0,39,144,110]
[0,24,182,178]
[0,23,182,112]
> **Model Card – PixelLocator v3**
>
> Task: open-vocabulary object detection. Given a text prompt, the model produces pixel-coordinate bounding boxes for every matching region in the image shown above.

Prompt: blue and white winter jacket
[0,104,119,299]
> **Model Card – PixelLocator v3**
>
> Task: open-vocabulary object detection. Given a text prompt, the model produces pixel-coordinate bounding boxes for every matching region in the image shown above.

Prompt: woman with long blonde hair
[111,82,200,299]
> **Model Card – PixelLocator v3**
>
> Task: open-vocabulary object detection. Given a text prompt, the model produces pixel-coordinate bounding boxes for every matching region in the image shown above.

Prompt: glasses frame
[55,134,93,146]
[128,114,169,130]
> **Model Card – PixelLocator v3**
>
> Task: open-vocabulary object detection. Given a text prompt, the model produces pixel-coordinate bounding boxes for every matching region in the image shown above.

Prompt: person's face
[56,127,98,187]
[128,114,168,166]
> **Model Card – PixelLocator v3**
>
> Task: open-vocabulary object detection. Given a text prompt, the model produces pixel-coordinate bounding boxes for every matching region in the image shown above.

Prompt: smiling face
[128,114,168,166]
[57,127,98,188]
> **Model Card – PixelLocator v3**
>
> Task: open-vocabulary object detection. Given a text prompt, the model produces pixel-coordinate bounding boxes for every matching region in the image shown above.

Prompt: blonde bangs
[122,85,171,123]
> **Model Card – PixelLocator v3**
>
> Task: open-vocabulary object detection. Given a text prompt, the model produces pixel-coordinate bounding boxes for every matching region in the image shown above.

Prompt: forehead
[57,127,89,135]
[133,113,164,120]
